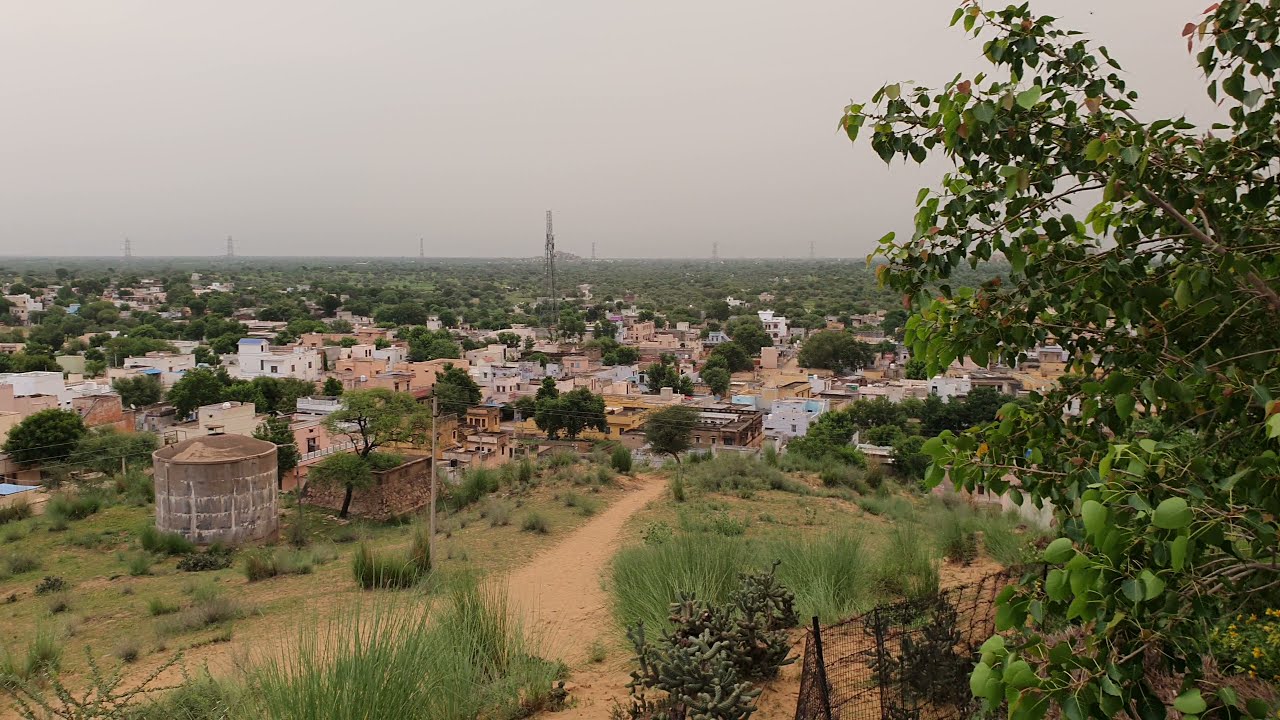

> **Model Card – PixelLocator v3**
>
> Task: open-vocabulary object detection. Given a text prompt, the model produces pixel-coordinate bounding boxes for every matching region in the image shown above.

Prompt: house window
[306,438,318,453]
[271,365,278,373]
[791,424,797,433]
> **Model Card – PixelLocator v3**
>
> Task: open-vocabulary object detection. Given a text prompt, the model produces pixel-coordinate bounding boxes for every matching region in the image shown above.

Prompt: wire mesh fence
[795,569,1019,720]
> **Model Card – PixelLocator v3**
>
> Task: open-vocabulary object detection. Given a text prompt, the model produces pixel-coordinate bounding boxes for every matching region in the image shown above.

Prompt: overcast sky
[0,1,1218,258]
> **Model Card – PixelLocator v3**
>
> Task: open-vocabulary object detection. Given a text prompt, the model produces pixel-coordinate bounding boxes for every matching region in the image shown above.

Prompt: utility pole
[429,394,439,565]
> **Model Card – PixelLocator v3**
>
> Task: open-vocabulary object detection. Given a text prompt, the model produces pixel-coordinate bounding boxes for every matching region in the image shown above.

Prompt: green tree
[307,453,372,518]
[112,375,163,408]
[644,405,697,464]
[797,330,875,374]
[903,356,928,380]
[166,367,232,416]
[495,331,522,348]
[889,435,928,482]
[701,365,731,397]
[322,389,431,517]
[192,345,219,366]
[535,377,559,402]
[71,427,158,475]
[842,3,1280,717]
[254,416,300,487]
[322,377,344,396]
[725,317,772,355]
[433,363,482,417]
[535,388,608,440]
[707,341,753,373]
[3,409,87,466]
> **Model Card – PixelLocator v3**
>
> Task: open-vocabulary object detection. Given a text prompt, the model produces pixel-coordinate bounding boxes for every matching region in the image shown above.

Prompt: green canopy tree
[254,416,300,488]
[3,409,87,467]
[433,363,482,417]
[112,374,163,408]
[725,317,772,356]
[166,367,232,416]
[701,364,731,397]
[535,388,608,440]
[322,377,344,396]
[797,330,875,374]
[644,405,698,465]
[321,389,430,517]
[72,427,158,475]
[841,2,1280,717]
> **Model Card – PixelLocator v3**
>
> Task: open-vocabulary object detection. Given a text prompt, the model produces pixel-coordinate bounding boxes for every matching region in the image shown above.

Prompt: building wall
[305,455,432,520]
[153,446,279,545]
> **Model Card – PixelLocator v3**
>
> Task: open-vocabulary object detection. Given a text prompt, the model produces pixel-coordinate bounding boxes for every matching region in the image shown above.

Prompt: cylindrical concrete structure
[152,434,279,545]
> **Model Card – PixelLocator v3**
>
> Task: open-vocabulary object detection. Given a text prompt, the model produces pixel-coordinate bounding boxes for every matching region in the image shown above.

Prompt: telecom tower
[419,238,425,259]
[544,211,557,332]
[810,241,815,260]
[591,241,596,261]
[226,236,235,258]
[712,242,719,262]
[123,237,132,260]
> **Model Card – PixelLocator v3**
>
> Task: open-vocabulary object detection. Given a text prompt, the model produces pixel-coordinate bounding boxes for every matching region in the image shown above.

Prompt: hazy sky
[0,1,1218,258]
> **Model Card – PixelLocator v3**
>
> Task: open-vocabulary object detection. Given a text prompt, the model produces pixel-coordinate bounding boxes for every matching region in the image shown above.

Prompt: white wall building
[235,339,322,381]
[765,398,828,441]
[758,310,789,345]
[928,375,972,402]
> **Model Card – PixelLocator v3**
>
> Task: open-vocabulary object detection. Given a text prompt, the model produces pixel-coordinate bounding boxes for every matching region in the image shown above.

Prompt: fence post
[811,616,834,720]
[873,606,890,720]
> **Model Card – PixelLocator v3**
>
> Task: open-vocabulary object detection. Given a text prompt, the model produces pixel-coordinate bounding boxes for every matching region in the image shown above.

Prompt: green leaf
[1218,687,1238,708]
[1015,86,1042,109]
[885,83,901,100]
[973,102,995,123]
[1139,569,1165,600]
[1174,280,1191,308]
[1115,394,1135,419]
[1043,537,1074,564]
[1082,500,1107,538]
[970,661,992,697]
[1005,660,1039,689]
[1120,145,1140,165]
[1246,699,1271,718]
[1170,535,1188,570]
[1084,139,1105,162]
[915,187,930,206]
[1045,569,1069,601]
[921,436,946,459]
[1153,497,1192,530]
[1174,690,1206,715]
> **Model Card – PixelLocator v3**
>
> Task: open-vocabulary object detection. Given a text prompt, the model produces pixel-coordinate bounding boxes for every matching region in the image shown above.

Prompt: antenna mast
[712,242,719,262]
[123,237,132,260]
[545,211,557,335]
[810,241,815,260]
[226,236,235,259]
[419,237,425,259]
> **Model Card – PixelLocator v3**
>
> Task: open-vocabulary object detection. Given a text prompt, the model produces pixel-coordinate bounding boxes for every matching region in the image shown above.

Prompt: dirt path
[506,475,665,666]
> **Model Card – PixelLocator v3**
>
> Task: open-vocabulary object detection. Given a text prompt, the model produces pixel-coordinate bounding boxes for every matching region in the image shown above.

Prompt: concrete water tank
[152,434,279,545]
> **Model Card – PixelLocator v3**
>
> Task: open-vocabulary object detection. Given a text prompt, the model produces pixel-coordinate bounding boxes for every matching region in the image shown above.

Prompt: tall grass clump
[248,579,561,720]
[928,500,1048,567]
[611,535,752,632]
[686,453,808,495]
[0,500,32,526]
[0,625,64,686]
[872,527,939,599]
[351,528,430,590]
[46,492,103,522]
[140,525,196,555]
[243,549,316,582]
[448,468,500,511]
[764,533,872,623]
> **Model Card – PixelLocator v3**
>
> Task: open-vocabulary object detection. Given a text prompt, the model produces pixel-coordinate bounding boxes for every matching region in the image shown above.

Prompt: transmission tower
[419,237,425,259]
[712,242,719,262]
[544,210,557,333]
[810,241,815,260]
[123,237,132,260]
[226,236,235,258]
[591,241,596,261]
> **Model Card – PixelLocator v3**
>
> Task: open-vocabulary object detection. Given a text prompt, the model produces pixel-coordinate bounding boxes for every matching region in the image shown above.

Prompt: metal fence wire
[795,570,1017,720]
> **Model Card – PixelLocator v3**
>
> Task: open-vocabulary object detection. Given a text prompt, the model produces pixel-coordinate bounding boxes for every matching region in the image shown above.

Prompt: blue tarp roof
[139,368,162,375]
[0,484,39,497]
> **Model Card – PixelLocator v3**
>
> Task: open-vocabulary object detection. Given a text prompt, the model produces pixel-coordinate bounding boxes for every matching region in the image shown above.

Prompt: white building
[765,398,828,441]
[758,310,789,345]
[235,339,322,382]
[118,352,197,387]
[928,376,972,402]
[4,295,43,325]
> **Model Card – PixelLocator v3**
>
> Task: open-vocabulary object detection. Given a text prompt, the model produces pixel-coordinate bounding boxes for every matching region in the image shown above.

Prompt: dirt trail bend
[506,475,664,665]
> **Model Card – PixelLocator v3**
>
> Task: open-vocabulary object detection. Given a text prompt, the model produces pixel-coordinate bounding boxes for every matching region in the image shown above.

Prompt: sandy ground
[506,475,666,667]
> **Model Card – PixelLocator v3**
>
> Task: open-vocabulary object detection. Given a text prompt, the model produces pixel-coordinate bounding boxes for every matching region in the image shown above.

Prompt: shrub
[686,453,808,495]
[708,514,748,537]
[1208,608,1280,679]
[46,492,102,521]
[243,549,315,582]
[1,526,24,544]
[114,641,140,664]
[641,521,674,546]
[5,552,40,575]
[155,590,242,636]
[484,499,512,527]
[177,548,234,572]
[140,525,196,556]
[351,544,426,590]
[588,638,607,664]
[547,449,577,468]
[0,500,32,525]
[595,465,615,486]
[147,597,180,616]
[819,463,868,492]
[856,494,913,520]
[34,576,67,596]
[448,468,500,511]
[45,592,71,615]
[612,535,752,632]
[520,511,550,535]
[562,492,599,516]
[937,510,979,565]
[127,552,153,577]
[68,531,104,549]
[670,475,686,503]
[23,626,63,679]
[610,447,633,474]
[865,463,887,489]
[516,458,535,485]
